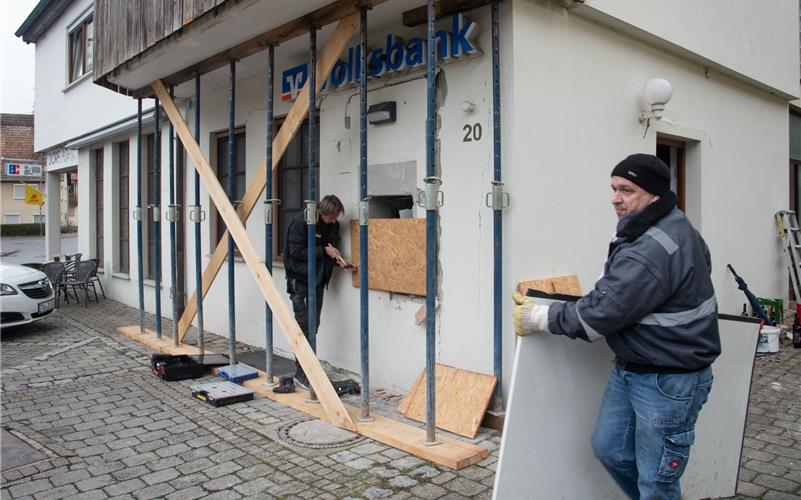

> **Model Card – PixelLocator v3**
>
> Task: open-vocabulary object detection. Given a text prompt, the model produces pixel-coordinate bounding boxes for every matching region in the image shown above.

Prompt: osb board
[114,326,487,470]
[516,275,582,296]
[349,219,425,296]
[397,364,497,439]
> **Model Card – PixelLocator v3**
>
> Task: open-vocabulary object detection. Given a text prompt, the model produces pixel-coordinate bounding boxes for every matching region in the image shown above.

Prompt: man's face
[320,212,339,224]
[610,176,659,220]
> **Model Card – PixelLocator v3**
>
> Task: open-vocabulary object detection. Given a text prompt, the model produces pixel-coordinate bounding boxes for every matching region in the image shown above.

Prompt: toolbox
[187,353,230,367]
[151,354,205,381]
[191,381,254,407]
[217,363,260,383]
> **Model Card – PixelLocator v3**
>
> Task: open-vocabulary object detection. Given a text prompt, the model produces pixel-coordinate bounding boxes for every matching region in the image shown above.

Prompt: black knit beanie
[610,154,670,196]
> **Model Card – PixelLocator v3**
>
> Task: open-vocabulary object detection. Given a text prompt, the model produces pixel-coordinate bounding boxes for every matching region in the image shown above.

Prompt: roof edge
[15,0,72,44]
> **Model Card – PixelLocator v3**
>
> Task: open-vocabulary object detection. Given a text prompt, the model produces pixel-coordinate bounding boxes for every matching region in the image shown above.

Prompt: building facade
[0,114,46,226]
[19,0,801,400]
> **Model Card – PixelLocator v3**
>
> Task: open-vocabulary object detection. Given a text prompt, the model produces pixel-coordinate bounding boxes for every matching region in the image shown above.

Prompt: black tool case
[151,354,205,381]
[190,381,254,407]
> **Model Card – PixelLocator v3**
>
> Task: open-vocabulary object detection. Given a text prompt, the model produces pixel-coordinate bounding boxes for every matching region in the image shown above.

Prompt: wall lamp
[638,78,673,123]
[367,101,397,125]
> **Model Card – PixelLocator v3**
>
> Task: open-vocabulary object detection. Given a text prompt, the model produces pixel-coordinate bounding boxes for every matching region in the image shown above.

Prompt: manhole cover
[1,429,50,471]
[276,418,364,449]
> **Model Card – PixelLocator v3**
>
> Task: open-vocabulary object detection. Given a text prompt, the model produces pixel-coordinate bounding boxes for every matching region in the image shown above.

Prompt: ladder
[775,210,801,315]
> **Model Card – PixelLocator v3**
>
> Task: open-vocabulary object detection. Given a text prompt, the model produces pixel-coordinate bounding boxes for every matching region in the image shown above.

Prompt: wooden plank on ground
[114,325,488,469]
[177,13,359,342]
[349,219,426,296]
[397,364,496,439]
[516,275,582,296]
[152,80,355,432]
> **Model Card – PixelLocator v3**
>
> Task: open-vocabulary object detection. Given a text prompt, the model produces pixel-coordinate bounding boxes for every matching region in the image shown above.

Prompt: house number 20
[462,123,482,142]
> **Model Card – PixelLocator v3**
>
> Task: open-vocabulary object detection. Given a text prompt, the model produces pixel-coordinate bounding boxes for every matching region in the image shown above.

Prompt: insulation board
[492,315,760,499]
[349,219,426,296]
[397,364,497,439]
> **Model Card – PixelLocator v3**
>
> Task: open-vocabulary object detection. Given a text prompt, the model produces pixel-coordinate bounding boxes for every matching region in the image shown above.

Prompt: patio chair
[88,257,106,299]
[42,261,68,307]
[61,260,99,307]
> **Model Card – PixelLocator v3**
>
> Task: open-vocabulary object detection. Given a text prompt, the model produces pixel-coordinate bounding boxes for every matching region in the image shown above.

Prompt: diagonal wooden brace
[177,14,359,342]
[152,79,356,431]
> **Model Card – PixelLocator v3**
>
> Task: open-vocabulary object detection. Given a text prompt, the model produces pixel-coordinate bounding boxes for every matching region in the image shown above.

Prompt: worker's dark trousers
[287,278,325,377]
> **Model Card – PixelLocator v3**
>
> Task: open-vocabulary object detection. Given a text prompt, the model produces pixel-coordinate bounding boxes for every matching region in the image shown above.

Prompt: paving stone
[409,483,448,499]
[203,474,240,491]
[141,467,180,485]
[364,486,393,499]
[442,476,486,496]
[165,486,206,500]
[32,484,78,500]
[389,476,418,488]
[132,482,175,500]
[103,478,147,496]
[233,476,276,496]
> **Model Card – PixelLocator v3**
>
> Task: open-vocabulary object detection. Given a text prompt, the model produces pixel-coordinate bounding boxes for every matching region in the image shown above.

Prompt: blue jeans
[591,366,713,500]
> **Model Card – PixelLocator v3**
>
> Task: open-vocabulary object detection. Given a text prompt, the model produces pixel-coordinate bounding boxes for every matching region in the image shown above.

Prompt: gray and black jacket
[548,193,721,371]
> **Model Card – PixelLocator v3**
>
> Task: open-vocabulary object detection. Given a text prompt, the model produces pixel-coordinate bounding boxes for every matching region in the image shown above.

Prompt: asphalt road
[0,234,77,265]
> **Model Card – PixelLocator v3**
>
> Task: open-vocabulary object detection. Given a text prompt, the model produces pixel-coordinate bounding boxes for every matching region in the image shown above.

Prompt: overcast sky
[1,0,38,114]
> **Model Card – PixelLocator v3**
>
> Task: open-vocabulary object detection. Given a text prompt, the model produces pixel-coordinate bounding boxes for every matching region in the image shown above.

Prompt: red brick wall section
[0,114,46,162]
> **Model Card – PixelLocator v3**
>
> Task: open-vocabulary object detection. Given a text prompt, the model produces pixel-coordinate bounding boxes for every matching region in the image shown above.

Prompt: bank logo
[281,13,480,101]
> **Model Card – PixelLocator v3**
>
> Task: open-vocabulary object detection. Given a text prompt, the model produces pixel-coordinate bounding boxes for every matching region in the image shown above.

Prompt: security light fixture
[638,78,673,123]
[367,101,397,125]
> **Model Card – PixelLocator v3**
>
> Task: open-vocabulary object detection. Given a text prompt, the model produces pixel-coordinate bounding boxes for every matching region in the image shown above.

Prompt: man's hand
[512,292,550,336]
[325,244,341,259]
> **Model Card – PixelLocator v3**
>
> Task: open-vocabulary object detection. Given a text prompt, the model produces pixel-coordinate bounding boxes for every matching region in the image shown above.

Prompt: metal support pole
[358,6,372,422]
[424,0,439,446]
[136,99,145,335]
[264,45,276,384]
[168,86,180,347]
[193,74,206,356]
[307,26,319,402]
[153,98,163,338]
[491,0,504,412]
[227,60,237,365]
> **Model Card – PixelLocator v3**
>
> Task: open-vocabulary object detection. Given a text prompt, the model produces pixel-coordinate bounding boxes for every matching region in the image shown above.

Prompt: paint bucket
[757,326,780,353]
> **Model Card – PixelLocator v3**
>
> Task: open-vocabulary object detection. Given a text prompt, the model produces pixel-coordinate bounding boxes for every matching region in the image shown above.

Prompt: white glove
[512,292,550,336]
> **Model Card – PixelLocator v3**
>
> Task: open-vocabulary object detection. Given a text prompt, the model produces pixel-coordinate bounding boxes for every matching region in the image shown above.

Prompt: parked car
[0,263,56,328]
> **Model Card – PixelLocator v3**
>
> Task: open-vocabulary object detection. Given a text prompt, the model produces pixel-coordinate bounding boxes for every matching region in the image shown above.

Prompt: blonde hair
[318,195,344,217]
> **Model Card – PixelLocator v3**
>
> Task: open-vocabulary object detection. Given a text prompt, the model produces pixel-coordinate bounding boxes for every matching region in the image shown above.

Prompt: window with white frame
[4,215,20,224]
[68,13,93,83]
[12,184,25,200]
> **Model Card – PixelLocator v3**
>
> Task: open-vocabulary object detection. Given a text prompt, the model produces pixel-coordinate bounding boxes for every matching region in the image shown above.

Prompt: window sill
[63,72,92,93]
[143,279,163,289]
[112,272,130,281]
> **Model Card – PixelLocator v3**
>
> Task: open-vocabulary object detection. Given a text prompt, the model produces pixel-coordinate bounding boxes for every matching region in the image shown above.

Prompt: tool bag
[151,354,205,381]
[332,379,361,396]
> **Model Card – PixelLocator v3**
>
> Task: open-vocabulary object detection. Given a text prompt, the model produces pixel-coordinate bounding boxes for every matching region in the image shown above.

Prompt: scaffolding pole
[306,26,319,402]
[264,45,276,383]
[168,86,180,347]
[491,0,505,412]
[136,99,145,335]
[153,98,163,338]
[358,6,372,422]
[193,74,206,356]
[227,60,237,364]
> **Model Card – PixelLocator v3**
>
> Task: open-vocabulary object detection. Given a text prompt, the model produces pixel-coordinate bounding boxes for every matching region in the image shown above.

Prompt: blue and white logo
[282,13,480,101]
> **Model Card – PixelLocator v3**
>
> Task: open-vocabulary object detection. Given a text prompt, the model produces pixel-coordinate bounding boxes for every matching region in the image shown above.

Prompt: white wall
[84,0,794,400]
[32,0,139,151]
[576,0,800,98]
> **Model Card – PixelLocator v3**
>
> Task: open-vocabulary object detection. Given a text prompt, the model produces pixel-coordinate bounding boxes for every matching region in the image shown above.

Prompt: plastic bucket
[757,326,780,353]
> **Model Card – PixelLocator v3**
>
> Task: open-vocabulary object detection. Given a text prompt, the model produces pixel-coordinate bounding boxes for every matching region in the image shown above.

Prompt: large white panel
[493,315,760,499]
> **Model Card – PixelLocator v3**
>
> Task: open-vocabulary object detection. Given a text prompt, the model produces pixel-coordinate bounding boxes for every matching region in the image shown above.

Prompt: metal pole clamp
[359,199,370,226]
[417,176,444,210]
[264,198,281,224]
[486,181,510,210]
[147,205,161,222]
[188,205,206,223]
[166,204,180,222]
[133,207,142,221]
[304,200,318,224]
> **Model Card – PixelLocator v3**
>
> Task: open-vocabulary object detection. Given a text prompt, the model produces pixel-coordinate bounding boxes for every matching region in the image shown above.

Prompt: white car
[0,263,56,329]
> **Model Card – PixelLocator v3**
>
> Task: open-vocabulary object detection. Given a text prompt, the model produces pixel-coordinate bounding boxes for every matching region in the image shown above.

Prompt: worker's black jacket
[284,213,340,289]
[548,193,721,371]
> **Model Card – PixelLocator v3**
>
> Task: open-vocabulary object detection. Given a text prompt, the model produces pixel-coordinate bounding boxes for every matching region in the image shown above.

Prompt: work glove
[512,292,550,336]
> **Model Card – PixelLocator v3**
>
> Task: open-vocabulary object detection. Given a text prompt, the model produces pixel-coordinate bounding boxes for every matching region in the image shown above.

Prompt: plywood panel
[517,275,582,296]
[397,364,496,439]
[492,316,760,499]
[349,219,425,296]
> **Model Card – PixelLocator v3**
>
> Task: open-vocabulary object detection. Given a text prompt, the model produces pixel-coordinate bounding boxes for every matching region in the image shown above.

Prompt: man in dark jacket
[513,154,721,499]
[284,194,354,388]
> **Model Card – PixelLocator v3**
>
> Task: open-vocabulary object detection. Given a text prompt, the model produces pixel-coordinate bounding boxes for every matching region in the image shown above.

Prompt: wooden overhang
[94,0,389,97]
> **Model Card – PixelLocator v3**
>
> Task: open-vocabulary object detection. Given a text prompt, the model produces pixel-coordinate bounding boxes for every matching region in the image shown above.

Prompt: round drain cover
[277,418,364,449]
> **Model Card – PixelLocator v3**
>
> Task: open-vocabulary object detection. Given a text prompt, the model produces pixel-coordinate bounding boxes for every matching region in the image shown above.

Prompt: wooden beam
[152,79,356,432]
[177,13,359,342]
[116,325,489,469]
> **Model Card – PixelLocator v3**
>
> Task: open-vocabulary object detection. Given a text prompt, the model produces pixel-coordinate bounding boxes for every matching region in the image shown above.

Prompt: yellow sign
[24,184,44,206]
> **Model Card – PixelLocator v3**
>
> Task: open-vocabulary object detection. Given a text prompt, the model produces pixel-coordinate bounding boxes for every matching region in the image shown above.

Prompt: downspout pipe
[306,27,319,401]
[424,0,439,445]
[358,6,372,422]
[264,45,276,383]
[193,74,206,356]
[227,60,237,365]
[153,99,162,338]
[168,86,180,347]
[136,99,145,335]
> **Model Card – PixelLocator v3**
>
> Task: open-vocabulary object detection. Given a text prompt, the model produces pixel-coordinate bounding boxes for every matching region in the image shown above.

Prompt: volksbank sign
[282,14,480,101]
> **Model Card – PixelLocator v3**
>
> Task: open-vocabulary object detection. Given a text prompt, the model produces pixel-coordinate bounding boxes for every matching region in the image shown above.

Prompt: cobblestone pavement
[1,299,799,499]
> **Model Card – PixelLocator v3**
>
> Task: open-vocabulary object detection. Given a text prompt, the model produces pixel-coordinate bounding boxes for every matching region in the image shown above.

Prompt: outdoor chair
[61,260,100,307]
[42,261,68,307]
[88,257,106,299]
